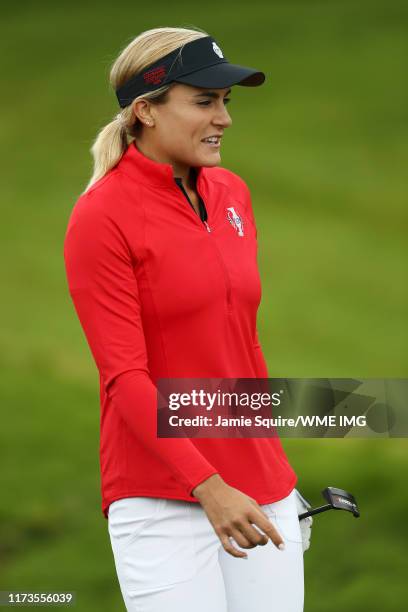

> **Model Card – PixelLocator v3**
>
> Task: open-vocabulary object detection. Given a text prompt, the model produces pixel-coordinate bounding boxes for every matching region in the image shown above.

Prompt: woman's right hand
[192,474,285,559]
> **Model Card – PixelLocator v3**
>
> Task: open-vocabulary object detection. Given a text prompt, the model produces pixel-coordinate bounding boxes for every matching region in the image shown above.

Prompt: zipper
[195,183,233,314]
[174,178,209,231]
[174,177,233,313]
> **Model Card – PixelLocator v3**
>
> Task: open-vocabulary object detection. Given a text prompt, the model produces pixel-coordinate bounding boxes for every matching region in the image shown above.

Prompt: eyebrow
[193,89,232,98]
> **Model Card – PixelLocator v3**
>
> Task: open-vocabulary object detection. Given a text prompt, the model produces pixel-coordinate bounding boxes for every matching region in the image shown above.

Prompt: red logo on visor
[143,65,167,85]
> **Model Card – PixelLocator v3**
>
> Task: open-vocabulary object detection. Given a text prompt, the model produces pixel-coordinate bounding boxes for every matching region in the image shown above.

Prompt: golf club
[298,487,360,520]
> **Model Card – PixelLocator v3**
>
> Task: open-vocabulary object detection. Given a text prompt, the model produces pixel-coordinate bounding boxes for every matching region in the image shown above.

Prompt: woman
[64,26,311,612]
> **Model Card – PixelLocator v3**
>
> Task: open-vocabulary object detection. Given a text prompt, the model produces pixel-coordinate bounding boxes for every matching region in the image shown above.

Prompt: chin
[199,153,222,167]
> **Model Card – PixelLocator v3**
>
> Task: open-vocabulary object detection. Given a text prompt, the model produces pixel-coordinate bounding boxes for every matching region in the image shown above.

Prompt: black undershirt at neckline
[174,173,208,223]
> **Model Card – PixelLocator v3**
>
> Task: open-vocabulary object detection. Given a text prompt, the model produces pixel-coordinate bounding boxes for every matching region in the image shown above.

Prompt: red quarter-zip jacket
[64,142,297,519]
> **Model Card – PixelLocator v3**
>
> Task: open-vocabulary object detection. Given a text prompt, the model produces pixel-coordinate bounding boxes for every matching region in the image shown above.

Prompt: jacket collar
[118,140,206,192]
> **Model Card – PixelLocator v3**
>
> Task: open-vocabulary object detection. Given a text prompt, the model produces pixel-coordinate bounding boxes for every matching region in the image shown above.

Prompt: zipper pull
[204,221,211,233]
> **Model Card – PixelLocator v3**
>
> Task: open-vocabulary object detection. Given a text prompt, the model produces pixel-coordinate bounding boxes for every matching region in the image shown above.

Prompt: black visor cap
[116,36,265,108]
[175,61,265,89]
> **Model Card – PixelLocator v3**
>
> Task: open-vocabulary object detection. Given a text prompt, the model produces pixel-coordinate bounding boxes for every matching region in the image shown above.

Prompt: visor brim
[174,62,265,89]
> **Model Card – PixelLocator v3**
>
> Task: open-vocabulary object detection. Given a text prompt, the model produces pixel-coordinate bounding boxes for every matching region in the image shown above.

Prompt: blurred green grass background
[1,1,407,610]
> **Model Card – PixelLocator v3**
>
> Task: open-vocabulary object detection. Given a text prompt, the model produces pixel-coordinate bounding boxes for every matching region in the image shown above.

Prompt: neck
[134,137,195,191]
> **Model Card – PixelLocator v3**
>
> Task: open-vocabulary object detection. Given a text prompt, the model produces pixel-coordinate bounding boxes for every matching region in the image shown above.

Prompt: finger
[261,520,285,550]
[220,534,248,558]
[229,528,254,549]
[239,523,269,546]
[249,510,285,550]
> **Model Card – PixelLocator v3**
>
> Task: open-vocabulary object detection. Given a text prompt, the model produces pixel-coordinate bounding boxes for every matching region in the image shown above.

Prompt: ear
[131,98,153,125]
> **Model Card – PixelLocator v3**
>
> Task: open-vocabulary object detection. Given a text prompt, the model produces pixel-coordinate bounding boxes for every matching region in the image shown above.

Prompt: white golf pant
[108,488,304,611]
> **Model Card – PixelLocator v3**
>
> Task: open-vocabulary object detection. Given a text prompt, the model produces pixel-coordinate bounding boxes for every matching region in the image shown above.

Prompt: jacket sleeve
[63,192,218,496]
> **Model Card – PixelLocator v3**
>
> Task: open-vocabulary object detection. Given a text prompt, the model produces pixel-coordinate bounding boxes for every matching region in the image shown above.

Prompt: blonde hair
[83,26,209,192]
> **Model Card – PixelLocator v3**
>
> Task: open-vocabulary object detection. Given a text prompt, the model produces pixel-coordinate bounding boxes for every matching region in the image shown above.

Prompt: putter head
[322,487,360,518]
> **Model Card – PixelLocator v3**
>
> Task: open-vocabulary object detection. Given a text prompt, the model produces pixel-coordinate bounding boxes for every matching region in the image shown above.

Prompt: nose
[212,102,232,129]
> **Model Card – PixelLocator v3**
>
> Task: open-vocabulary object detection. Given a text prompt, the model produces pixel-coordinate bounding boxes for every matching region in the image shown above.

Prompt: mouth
[201,135,222,148]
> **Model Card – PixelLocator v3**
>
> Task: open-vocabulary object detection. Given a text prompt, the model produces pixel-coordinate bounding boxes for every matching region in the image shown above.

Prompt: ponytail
[83,114,128,193]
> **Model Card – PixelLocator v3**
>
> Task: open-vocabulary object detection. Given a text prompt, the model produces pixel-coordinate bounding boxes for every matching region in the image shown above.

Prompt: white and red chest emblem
[226,206,244,237]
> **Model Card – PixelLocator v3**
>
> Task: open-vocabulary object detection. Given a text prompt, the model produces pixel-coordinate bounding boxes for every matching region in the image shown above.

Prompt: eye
[197,98,231,106]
